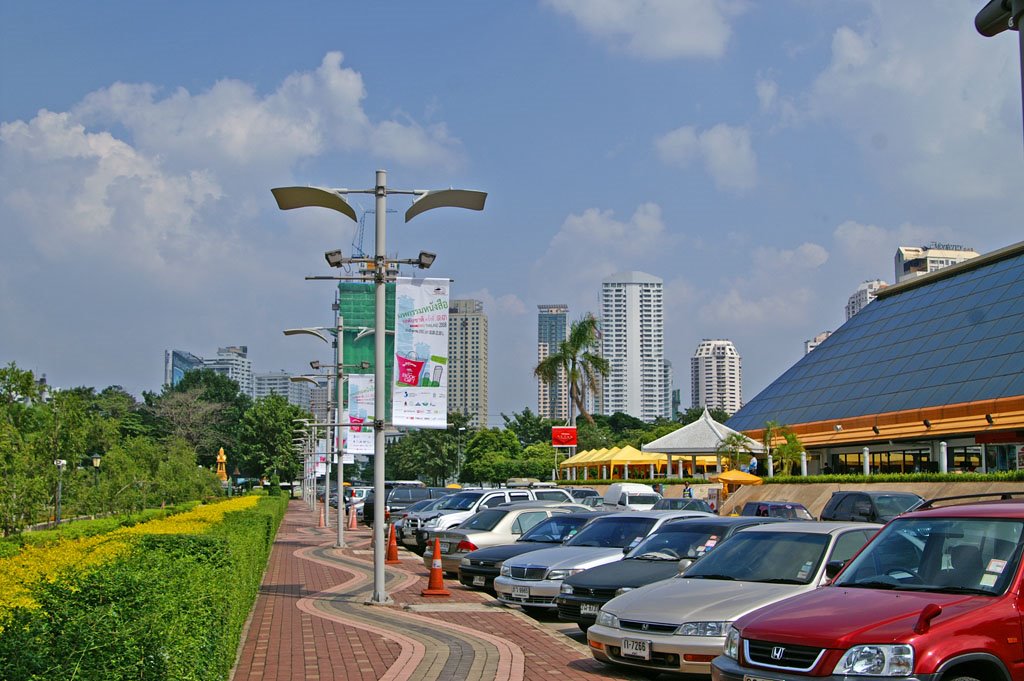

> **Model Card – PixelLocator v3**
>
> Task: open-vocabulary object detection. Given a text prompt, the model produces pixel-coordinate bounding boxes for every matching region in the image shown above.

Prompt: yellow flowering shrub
[0,496,259,632]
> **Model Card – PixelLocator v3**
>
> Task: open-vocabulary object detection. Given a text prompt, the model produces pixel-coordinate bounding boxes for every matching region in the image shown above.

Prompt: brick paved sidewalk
[231,500,641,681]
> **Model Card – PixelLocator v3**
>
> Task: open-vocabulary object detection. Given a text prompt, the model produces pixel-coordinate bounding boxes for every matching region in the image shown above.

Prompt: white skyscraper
[691,339,742,415]
[804,331,833,355]
[599,271,668,422]
[448,299,489,427]
[203,346,253,397]
[254,371,312,409]
[845,279,888,320]
[895,243,979,283]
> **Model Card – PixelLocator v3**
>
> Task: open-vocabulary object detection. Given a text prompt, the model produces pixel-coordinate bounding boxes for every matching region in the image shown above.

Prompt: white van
[602,482,662,511]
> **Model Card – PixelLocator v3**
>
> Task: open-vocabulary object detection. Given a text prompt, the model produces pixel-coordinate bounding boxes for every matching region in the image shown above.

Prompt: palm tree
[534,314,609,425]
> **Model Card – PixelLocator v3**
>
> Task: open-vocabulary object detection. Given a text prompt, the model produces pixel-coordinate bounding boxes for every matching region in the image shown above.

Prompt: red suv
[712,493,1024,681]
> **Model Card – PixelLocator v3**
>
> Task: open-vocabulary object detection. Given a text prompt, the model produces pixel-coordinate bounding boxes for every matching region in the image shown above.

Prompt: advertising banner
[552,426,577,447]
[345,373,375,456]
[393,277,449,428]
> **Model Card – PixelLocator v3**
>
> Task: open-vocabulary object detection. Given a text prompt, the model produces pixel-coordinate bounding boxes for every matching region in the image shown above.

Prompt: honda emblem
[771,646,785,660]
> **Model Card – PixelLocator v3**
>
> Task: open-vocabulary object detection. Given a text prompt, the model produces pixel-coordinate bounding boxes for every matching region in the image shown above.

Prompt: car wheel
[521,606,547,617]
[943,677,981,681]
[577,622,590,633]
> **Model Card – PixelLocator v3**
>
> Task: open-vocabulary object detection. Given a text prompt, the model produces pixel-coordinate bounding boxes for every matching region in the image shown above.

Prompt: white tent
[642,408,764,475]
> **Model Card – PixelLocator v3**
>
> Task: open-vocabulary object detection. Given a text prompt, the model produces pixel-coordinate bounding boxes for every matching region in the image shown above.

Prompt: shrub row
[558,471,1024,487]
[0,494,287,681]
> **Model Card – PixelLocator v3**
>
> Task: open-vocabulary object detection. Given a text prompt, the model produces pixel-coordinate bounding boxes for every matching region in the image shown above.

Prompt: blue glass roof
[728,244,1024,431]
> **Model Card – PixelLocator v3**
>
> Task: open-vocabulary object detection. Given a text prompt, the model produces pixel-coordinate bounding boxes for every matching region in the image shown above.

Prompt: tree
[149,389,227,466]
[501,408,559,447]
[678,406,731,425]
[772,431,806,476]
[534,314,609,425]
[236,394,308,489]
[460,428,522,484]
[715,432,757,469]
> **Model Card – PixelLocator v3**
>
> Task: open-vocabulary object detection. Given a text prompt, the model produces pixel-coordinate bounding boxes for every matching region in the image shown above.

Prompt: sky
[2,1,1022,427]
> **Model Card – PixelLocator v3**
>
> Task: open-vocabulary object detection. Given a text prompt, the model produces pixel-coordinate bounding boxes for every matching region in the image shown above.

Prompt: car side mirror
[824,560,846,581]
[677,558,695,574]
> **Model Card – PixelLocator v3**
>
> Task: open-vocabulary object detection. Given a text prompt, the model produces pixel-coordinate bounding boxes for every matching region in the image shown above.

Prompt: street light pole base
[366,596,395,606]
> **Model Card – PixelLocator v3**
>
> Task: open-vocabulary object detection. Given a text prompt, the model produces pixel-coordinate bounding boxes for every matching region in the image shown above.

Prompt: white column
[766,454,774,478]
[862,447,871,476]
[800,451,807,477]
[939,441,948,474]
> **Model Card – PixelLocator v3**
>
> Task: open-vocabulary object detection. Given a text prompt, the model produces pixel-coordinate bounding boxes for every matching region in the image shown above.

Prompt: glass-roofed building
[728,240,1024,475]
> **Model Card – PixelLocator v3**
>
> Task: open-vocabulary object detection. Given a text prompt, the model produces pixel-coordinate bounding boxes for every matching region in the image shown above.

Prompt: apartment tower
[599,271,668,421]
[537,304,569,420]
[448,299,489,428]
[691,339,742,415]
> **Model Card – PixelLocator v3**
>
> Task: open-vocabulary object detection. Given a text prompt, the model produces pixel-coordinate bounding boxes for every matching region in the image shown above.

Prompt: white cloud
[655,124,757,191]
[543,0,742,60]
[458,289,528,316]
[800,3,1023,201]
[833,219,960,279]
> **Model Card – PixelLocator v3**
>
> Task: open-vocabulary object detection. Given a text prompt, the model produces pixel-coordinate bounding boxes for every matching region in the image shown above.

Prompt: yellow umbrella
[714,469,763,485]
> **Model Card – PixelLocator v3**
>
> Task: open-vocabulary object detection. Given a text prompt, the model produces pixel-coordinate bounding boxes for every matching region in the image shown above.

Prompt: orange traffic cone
[318,503,326,528]
[347,504,358,531]
[385,523,401,565]
[421,537,451,597]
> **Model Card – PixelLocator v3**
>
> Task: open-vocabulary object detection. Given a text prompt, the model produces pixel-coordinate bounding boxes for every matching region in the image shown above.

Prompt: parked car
[566,487,601,502]
[494,510,714,614]
[459,511,609,592]
[602,483,662,511]
[651,497,715,513]
[711,493,1024,681]
[581,496,605,508]
[589,521,878,677]
[395,493,452,552]
[423,504,578,575]
[818,489,923,523]
[412,488,540,539]
[362,485,450,527]
[739,500,814,520]
[558,516,786,631]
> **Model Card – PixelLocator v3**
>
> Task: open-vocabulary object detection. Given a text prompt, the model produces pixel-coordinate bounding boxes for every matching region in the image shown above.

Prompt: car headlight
[500,565,512,577]
[560,583,574,594]
[834,645,914,676]
[461,557,471,567]
[678,621,731,637]
[546,568,583,580]
[723,627,740,660]
[595,610,620,628]
[424,517,439,528]
[615,587,634,596]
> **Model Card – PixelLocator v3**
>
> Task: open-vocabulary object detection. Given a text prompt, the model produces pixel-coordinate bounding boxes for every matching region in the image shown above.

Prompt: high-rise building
[691,339,742,415]
[846,279,888,320]
[254,371,312,409]
[599,271,668,422]
[537,304,569,420]
[203,346,253,397]
[163,349,204,388]
[895,243,979,283]
[804,331,833,355]
[448,299,488,427]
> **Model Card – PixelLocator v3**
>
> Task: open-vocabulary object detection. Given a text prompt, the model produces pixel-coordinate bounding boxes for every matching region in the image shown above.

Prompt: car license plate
[621,638,651,660]
[512,585,530,598]
[473,575,486,586]
[439,542,450,554]
[743,676,781,681]
[580,603,599,616]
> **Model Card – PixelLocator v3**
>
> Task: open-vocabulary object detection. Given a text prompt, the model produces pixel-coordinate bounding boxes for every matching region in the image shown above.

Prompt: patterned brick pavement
[231,500,646,681]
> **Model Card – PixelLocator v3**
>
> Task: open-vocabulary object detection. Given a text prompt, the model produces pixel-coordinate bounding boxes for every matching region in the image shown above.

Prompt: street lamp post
[457,426,466,481]
[54,459,67,527]
[91,453,101,487]
[273,170,486,604]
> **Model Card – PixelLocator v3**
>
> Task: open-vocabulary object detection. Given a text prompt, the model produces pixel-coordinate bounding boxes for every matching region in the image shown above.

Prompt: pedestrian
[682,481,693,498]
[749,455,758,474]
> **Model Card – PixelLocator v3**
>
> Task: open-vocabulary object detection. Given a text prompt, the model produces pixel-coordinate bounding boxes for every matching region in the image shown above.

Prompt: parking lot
[231,501,647,681]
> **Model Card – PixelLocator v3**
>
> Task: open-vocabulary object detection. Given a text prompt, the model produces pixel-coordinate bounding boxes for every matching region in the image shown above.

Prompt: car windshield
[833,517,1024,595]
[627,523,732,560]
[435,492,483,510]
[460,509,508,531]
[652,498,712,512]
[518,515,589,543]
[748,503,813,520]
[403,498,436,513]
[565,516,657,549]
[682,531,831,584]
[874,494,923,519]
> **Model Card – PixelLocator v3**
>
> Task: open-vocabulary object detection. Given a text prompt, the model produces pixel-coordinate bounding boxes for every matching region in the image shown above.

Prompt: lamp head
[325,249,344,267]
[310,360,321,370]
[92,453,102,468]
[417,251,437,269]
[834,424,843,432]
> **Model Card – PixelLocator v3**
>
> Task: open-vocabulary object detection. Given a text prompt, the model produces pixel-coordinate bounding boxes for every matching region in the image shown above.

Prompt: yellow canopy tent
[603,445,666,479]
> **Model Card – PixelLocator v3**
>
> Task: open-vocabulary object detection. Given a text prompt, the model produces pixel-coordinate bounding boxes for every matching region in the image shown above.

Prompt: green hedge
[559,471,1024,487]
[0,495,287,681]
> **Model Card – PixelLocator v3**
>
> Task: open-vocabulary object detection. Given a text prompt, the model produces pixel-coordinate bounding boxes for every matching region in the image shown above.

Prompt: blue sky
[2,1,1022,426]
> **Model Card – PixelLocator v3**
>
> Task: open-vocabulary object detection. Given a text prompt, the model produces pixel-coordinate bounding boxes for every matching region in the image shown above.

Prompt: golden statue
[216,447,228,482]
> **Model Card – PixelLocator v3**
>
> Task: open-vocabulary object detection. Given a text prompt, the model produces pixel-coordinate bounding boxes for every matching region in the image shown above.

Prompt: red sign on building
[552,426,577,447]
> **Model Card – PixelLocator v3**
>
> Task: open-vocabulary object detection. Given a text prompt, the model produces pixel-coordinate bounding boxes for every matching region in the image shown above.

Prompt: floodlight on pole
[975,0,1024,145]
[271,170,486,605]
